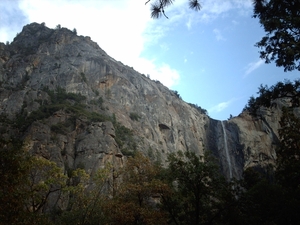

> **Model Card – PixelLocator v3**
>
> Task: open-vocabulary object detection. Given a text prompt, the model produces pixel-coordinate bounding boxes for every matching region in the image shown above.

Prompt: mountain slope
[0,23,297,183]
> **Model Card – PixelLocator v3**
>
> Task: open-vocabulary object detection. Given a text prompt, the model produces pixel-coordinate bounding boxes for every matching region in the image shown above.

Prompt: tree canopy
[253,0,300,71]
[244,79,300,115]
[161,151,236,225]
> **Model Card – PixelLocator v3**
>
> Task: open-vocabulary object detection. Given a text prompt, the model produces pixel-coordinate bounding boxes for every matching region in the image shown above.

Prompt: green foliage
[58,165,110,225]
[172,90,182,99]
[11,87,110,131]
[89,96,103,107]
[253,0,300,71]
[25,156,67,213]
[0,139,66,224]
[238,173,286,225]
[105,88,111,99]
[235,106,300,225]
[277,107,300,190]
[0,139,31,224]
[51,122,69,135]
[45,86,86,104]
[129,112,141,121]
[111,114,137,153]
[103,152,169,224]
[121,148,137,157]
[244,79,300,115]
[93,89,99,96]
[115,123,136,151]
[162,150,235,225]
[80,72,87,83]
[188,103,208,115]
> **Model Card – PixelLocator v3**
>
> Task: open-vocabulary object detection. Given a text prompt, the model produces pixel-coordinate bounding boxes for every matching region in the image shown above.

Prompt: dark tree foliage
[277,107,300,190]
[238,169,286,225]
[0,139,29,224]
[145,0,201,18]
[239,88,300,225]
[161,151,235,225]
[275,107,300,224]
[244,79,300,115]
[253,0,300,71]
[0,139,53,225]
[188,103,208,115]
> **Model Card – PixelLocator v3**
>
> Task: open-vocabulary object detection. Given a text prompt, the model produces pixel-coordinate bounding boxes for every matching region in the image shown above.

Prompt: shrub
[80,72,87,83]
[129,112,141,121]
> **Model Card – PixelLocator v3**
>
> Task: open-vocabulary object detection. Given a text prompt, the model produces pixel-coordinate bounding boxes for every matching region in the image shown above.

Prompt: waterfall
[221,121,233,179]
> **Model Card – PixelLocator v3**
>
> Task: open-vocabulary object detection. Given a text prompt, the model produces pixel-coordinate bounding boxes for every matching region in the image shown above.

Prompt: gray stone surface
[0,22,298,183]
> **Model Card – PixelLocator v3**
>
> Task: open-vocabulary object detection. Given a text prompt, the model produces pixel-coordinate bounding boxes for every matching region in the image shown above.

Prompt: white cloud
[134,58,180,87]
[209,101,231,113]
[0,0,180,88]
[213,28,226,41]
[0,0,254,89]
[244,59,264,77]
[208,98,237,113]
[18,0,150,66]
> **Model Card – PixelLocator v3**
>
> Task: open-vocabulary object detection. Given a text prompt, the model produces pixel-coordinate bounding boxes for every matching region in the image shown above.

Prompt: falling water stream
[221,121,233,179]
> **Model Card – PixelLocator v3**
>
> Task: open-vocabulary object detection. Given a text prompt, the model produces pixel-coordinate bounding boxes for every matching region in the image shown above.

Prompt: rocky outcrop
[0,23,298,183]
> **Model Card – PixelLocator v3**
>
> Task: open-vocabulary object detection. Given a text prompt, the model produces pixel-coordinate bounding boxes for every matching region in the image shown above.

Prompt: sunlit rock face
[0,23,297,182]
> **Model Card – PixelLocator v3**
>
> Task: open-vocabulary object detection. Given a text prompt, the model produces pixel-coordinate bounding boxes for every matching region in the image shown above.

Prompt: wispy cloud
[209,102,230,113]
[195,0,252,23]
[244,59,264,77]
[209,98,236,113]
[186,17,192,30]
[213,29,226,41]
[232,20,239,25]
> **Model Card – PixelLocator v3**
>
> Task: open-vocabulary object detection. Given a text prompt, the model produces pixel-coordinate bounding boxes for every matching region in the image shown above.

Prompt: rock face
[0,23,298,183]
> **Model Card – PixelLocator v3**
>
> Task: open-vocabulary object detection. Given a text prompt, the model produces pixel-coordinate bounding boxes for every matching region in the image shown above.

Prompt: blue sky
[0,0,299,120]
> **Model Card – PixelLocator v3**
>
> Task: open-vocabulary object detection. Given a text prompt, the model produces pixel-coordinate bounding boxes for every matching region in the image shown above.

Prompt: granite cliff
[0,23,297,183]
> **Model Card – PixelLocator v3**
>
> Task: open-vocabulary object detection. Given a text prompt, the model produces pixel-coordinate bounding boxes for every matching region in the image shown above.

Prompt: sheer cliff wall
[0,23,295,181]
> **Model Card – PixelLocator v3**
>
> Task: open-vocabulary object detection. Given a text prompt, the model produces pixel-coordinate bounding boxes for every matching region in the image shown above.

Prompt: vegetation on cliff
[2,110,300,225]
[244,79,300,115]
[0,59,299,224]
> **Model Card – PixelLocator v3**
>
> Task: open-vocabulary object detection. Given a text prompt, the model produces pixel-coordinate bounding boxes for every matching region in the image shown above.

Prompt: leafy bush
[80,72,87,83]
[90,97,103,107]
[50,118,76,135]
[129,112,141,121]
[189,103,208,115]
[171,90,182,99]
[43,86,86,104]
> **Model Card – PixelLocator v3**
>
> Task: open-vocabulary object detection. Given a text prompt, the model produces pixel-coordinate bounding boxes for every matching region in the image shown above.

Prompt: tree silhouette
[145,0,201,18]
[253,0,300,71]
